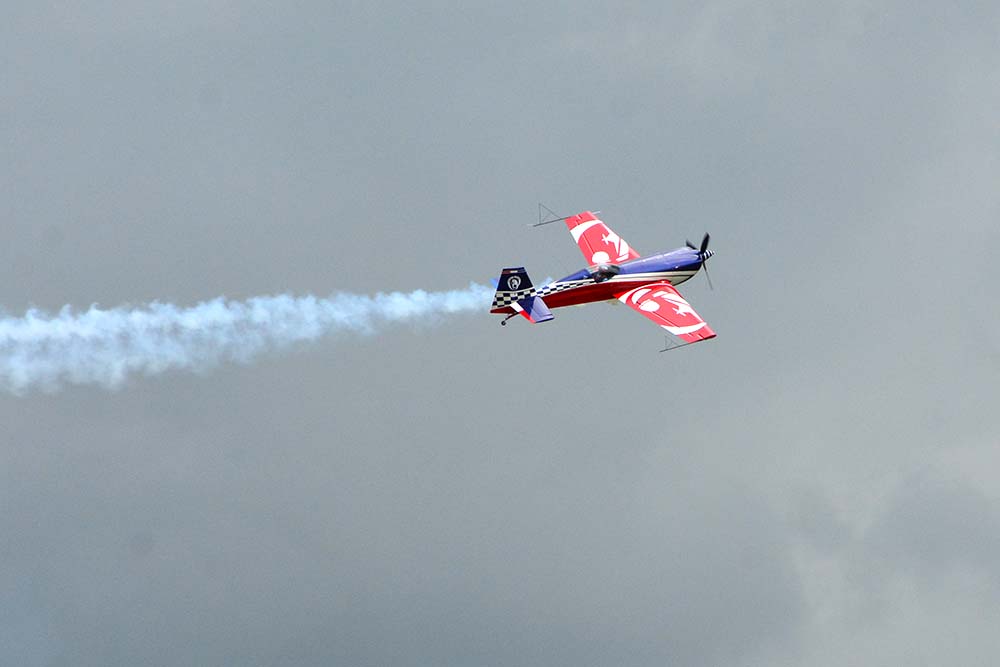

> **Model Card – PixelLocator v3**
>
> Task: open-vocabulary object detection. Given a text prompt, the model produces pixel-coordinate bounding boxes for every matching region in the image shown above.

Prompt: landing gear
[500,313,517,326]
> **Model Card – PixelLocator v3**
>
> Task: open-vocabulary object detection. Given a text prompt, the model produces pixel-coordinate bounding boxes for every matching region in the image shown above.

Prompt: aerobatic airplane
[491,210,716,348]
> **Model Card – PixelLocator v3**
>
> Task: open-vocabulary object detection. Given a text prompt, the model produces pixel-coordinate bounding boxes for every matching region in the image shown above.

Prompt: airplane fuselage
[490,246,712,314]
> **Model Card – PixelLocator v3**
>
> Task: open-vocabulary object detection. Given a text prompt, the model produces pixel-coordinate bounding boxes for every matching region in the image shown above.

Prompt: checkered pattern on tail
[492,267,537,310]
[491,286,538,309]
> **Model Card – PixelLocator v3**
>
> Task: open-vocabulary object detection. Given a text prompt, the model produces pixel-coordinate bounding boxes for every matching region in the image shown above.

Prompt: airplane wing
[564,211,641,265]
[616,282,716,344]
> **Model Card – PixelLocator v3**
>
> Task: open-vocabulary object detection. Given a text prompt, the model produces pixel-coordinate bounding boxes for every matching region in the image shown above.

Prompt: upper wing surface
[616,282,715,343]
[564,211,640,265]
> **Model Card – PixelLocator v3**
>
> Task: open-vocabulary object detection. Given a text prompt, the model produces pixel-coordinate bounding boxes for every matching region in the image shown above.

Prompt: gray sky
[2,2,999,665]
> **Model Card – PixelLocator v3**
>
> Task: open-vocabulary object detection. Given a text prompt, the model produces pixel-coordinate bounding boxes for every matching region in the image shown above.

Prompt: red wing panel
[564,211,641,265]
[616,282,716,343]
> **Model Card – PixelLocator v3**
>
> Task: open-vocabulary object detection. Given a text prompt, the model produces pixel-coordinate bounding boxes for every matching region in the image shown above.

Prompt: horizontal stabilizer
[511,295,554,324]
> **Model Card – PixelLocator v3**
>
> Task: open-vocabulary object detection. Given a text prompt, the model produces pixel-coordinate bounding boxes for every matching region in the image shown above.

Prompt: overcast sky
[2,2,999,665]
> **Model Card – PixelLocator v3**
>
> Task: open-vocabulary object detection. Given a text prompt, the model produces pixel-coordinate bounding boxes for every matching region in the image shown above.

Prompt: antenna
[659,337,700,353]
[531,204,601,227]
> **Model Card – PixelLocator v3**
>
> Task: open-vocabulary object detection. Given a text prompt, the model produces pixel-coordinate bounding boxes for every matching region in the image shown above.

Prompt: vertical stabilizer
[491,267,536,310]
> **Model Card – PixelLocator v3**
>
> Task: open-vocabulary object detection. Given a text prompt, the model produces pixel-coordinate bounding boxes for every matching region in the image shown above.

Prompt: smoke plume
[0,283,493,393]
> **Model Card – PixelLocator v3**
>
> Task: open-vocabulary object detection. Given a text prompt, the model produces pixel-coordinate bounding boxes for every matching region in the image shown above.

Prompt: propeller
[687,233,714,290]
[686,233,711,252]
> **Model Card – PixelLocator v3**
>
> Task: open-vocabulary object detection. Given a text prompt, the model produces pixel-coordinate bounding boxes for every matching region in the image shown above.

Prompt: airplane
[490,210,716,349]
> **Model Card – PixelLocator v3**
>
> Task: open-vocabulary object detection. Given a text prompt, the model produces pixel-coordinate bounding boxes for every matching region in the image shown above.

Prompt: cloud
[863,472,1000,583]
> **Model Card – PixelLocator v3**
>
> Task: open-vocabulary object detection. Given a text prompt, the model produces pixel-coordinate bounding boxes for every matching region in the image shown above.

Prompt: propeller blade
[686,239,697,250]
[699,233,711,254]
[703,262,714,291]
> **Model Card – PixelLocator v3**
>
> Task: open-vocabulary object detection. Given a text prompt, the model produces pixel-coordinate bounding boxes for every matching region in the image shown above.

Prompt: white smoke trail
[0,283,493,394]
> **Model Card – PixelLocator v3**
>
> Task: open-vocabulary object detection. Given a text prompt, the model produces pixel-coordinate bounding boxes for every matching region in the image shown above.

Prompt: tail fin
[490,267,555,323]
[492,267,536,310]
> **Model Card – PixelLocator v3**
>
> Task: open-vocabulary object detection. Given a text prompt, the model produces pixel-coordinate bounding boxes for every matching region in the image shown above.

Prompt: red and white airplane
[491,211,716,348]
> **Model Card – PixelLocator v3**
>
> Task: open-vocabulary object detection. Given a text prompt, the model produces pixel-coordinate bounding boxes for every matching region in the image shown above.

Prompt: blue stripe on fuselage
[555,247,702,283]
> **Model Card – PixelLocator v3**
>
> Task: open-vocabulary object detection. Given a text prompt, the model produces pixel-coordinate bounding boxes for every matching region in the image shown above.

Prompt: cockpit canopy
[587,263,621,282]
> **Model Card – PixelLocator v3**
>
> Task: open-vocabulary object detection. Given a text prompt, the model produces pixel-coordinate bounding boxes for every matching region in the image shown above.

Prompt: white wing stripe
[661,322,707,335]
[570,220,603,242]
